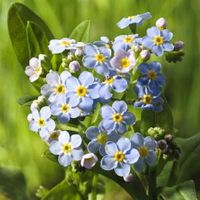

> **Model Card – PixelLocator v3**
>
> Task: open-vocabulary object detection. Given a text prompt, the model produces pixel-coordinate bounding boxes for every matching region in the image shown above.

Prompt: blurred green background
[0,0,199,199]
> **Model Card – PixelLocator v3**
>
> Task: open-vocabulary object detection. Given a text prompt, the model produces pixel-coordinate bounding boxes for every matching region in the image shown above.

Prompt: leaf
[26,21,51,58]
[159,180,197,200]
[17,95,38,106]
[7,2,53,67]
[0,167,30,200]
[140,98,174,134]
[42,180,81,200]
[175,132,200,182]
[69,20,91,42]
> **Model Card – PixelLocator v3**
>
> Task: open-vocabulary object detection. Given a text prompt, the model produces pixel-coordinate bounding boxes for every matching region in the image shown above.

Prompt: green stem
[91,174,98,200]
[148,167,157,200]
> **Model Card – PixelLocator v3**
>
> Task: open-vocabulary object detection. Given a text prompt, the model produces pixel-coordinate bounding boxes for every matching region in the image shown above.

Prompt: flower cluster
[25,13,182,179]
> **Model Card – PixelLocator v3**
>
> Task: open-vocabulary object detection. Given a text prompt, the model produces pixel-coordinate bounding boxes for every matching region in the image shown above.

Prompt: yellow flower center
[50,131,59,140]
[62,143,72,153]
[34,66,42,75]
[142,94,152,104]
[76,85,87,97]
[128,15,135,20]
[153,36,164,46]
[55,84,66,94]
[97,133,107,145]
[95,54,105,63]
[37,118,45,127]
[147,70,157,80]
[114,151,125,162]
[105,77,114,85]
[124,35,134,44]
[139,146,149,157]
[60,104,70,113]
[120,57,131,69]
[112,113,123,123]
[60,40,71,46]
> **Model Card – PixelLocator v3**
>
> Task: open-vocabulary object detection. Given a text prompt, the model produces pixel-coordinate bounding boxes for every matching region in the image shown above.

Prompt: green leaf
[140,98,174,134]
[17,95,38,106]
[69,20,91,42]
[26,21,51,58]
[159,180,197,200]
[0,167,30,200]
[175,132,200,182]
[8,2,53,67]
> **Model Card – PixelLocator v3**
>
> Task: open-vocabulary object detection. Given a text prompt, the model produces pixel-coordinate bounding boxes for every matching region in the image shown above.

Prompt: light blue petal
[145,151,157,166]
[144,137,156,150]
[88,140,100,153]
[66,77,80,92]
[88,83,100,99]
[79,71,94,86]
[150,61,161,72]
[131,133,144,149]
[40,106,51,119]
[134,158,146,172]
[58,154,72,167]
[114,163,130,177]
[138,63,150,74]
[116,123,126,133]
[163,43,174,51]
[126,149,140,164]
[99,145,106,156]
[82,56,96,68]
[72,148,83,161]
[46,119,56,131]
[69,107,81,118]
[58,114,70,123]
[117,18,130,29]
[49,141,62,155]
[117,137,131,153]
[123,112,135,125]
[101,105,114,119]
[112,77,127,93]
[32,109,40,119]
[41,84,52,97]
[102,119,115,131]
[83,44,97,55]
[71,134,82,148]
[29,121,39,132]
[67,93,80,107]
[162,30,173,41]
[79,97,93,112]
[58,131,70,144]
[142,37,154,49]
[60,71,71,83]
[147,26,160,37]
[99,84,112,100]
[50,104,61,116]
[105,141,118,155]
[101,155,117,170]
[152,45,164,56]
[95,64,110,75]
[86,126,99,140]
[112,101,127,113]
[46,71,59,85]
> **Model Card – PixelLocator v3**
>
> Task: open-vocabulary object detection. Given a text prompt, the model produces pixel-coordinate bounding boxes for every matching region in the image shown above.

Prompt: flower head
[101,101,135,133]
[81,153,98,169]
[110,49,136,73]
[86,123,119,156]
[25,54,45,82]
[50,131,83,167]
[82,44,111,75]
[66,72,100,113]
[131,133,157,172]
[29,106,55,140]
[41,71,71,103]
[101,138,139,177]
[142,26,174,56]
[50,96,81,123]
[117,12,152,29]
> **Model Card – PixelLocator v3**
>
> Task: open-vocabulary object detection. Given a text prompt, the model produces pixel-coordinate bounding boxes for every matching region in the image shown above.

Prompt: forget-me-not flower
[50,131,83,167]
[117,12,152,29]
[50,96,81,123]
[29,106,55,140]
[66,71,100,113]
[101,101,135,134]
[86,123,119,156]
[82,44,111,75]
[142,26,174,56]
[131,133,157,172]
[110,49,136,73]
[101,137,140,177]
[41,71,71,103]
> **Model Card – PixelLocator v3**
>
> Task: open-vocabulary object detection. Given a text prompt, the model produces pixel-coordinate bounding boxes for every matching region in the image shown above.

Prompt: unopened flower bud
[164,134,173,142]
[38,95,45,103]
[123,173,134,182]
[30,100,39,111]
[67,53,74,61]
[27,113,33,122]
[140,49,151,61]
[156,18,167,29]
[81,153,98,169]
[133,45,142,53]
[173,41,184,51]
[75,48,83,56]
[157,139,168,153]
[69,61,80,73]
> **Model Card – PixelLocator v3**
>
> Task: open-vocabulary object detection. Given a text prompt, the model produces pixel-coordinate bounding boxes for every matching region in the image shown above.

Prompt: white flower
[81,153,98,169]
[25,54,45,82]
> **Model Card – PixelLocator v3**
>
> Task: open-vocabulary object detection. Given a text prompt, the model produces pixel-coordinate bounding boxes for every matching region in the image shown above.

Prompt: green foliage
[69,20,91,43]
[17,95,38,106]
[7,2,53,67]
[0,167,29,200]
[159,180,197,200]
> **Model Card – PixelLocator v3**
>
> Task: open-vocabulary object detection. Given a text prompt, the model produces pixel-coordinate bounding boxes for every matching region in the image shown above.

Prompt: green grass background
[0,0,199,199]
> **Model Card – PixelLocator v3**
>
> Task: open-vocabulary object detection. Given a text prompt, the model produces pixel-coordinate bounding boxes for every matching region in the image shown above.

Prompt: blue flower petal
[145,151,157,166]
[101,155,117,170]
[112,77,127,93]
[79,97,94,112]
[131,133,144,149]
[79,71,94,87]
[82,56,96,68]
[72,148,83,161]
[116,122,126,133]
[58,154,72,167]
[102,119,115,131]
[88,140,100,153]
[126,149,140,164]
[114,163,130,177]
[134,158,146,172]
[66,77,80,92]
[142,37,154,49]
[105,141,118,155]
[101,105,114,119]
[86,126,99,140]
[152,45,164,56]
[163,43,174,51]
[147,26,160,37]
[117,137,131,153]
[99,84,112,100]
[112,101,127,113]
[123,112,135,125]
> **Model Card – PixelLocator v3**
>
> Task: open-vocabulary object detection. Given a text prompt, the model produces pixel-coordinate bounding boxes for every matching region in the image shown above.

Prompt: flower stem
[91,174,98,200]
[148,167,157,200]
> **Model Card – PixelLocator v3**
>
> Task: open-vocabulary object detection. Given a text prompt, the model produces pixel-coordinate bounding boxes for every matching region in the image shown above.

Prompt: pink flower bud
[69,61,80,73]
[140,50,151,61]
